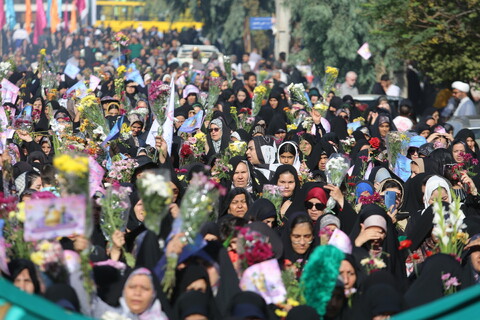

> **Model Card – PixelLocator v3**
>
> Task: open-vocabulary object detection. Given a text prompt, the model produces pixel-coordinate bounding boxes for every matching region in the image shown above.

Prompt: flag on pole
[34,0,47,44]
[69,3,77,33]
[50,0,60,33]
[25,0,32,33]
[0,0,5,30]
[5,0,15,30]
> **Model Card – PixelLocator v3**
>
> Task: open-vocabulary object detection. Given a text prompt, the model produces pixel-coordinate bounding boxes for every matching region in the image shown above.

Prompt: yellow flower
[39,240,52,251]
[194,131,206,141]
[287,298,300,307]
[353,117,365,123]
[16,202,26,223]
[275,309,288,318]
[54,154,89,176]
[117,65,127,75]
[254,85,267,95]
[287,124,298,132]
[30,252,44,266]
[39,48,46,56]
[325,66,339,78]
[8,211,15,219]
[210,71,220,78]
[313,103,328,111]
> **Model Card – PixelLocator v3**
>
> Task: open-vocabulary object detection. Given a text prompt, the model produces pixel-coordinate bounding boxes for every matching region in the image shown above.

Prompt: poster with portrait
[24,195,86,241]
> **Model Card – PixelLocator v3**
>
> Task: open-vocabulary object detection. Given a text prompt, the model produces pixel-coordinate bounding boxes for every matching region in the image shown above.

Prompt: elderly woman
[206,117,230,158]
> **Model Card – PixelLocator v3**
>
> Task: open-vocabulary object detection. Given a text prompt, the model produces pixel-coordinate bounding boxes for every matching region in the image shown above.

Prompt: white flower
[140,173,171,198]
[360,258,370,266]
[442,236,450,246]
[93,126,107,140]
[375,259,386,269]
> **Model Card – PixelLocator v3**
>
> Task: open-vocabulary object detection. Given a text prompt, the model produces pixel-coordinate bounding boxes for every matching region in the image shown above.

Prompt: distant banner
[250,17,273,30]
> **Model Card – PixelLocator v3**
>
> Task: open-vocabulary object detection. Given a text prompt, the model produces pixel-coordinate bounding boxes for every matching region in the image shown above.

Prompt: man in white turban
[452,81,477,116]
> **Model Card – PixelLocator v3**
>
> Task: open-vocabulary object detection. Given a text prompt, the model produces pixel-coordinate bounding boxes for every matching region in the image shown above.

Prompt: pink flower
[441,273,451,281]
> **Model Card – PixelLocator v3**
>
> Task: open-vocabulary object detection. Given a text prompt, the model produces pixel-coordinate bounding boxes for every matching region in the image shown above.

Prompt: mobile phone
[385,191,397,211]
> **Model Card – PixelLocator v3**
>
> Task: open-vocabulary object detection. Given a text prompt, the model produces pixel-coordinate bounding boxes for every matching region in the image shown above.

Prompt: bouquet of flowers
[53,153,89,196]
[301,117,314,135]
[77,95,110,139]
[236,227,274,269]
[107,159,139,183]
[322,66,339,96]
[136,171,172,235]
[162,172,225,296]
[114,78,125,99]
[31,240,67,283]
[340,136,356,155]
[298,165,312,186]
[385,131,410,170]
[432,189,468,258]
[286,83,309,111]
[261,185,284,225]
[3,201,32,259]
[148,80,171,135]
[358,192,384,207]
[324,154,351,214]
[13,106,34,132]
[112,32,130,48]
[205,73,223,121]
[312,103,328,118]
[360,254,387,274]
[455,152,479,178]
[98,184,135,267]
[252,85,268,116]
[238,108,255,133]
[441,272,461,295]
[212,141,247,181]
[0,61,12,80]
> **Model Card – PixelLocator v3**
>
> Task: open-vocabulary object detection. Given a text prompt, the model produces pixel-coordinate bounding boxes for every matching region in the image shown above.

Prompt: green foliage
[364,0,480,83]
[289,0,397,92]
[166,0,274,52]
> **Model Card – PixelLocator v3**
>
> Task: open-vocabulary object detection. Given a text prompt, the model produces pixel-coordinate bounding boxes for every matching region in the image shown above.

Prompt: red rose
[425,250,433,257]
[398,239,412,250]
[180,144,193,158]
[411,253,420,260]
[369,137,381,149]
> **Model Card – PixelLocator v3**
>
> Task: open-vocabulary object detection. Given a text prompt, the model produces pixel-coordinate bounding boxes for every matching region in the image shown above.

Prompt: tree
[363,0,480,84]
[166,0,274,53]
[288,0,400,92]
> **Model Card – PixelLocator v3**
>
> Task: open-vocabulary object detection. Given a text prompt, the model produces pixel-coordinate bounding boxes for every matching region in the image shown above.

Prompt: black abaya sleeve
[338,202,357,236]
[135,230,164,270]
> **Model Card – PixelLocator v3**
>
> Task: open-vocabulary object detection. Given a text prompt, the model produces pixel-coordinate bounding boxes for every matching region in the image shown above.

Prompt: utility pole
[274,0,290,60]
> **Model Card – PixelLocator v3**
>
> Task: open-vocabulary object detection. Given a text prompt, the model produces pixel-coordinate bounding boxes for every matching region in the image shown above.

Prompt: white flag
[162,79,175,155]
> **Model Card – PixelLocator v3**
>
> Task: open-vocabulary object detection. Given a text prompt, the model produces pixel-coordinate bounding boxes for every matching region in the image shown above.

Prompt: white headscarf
[423,175,452,208]
[276,141,301,171]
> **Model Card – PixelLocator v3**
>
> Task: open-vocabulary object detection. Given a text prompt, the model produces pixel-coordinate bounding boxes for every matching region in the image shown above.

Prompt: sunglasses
[408,147,419,155]
[209,127,220,133]
[305,201,326,211]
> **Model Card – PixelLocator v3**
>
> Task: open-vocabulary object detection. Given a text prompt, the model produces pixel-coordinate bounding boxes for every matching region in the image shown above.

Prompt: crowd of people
[1,25,480,320]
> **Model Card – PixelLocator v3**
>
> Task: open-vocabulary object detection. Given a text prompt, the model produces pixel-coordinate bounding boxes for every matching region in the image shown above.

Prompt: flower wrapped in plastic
[136,171,172,235]
[148,80,171,134]
[324,153,351,214]
[252,85,268,116]
[286,83,309,111]
[205,74,223,121]
[13,105,34,132]
[236,227,274,269]
[340,136,356,155]
[322,66,339,96]
[98,184,135,267]
[77,94,110,139]
[106,158,139,183]
[0,61,13,80]
[112,32,130,48]
[432,189,468,258]
[385,131,410,170]
[312,103,328,118]
[261,184,284,225]
[162,172,225,296]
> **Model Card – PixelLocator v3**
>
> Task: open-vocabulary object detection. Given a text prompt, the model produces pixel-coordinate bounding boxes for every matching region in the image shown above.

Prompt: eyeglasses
[408,147,419,155]
[291,234,314,244]
[305,201,326,211]
[209,127,220,133]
